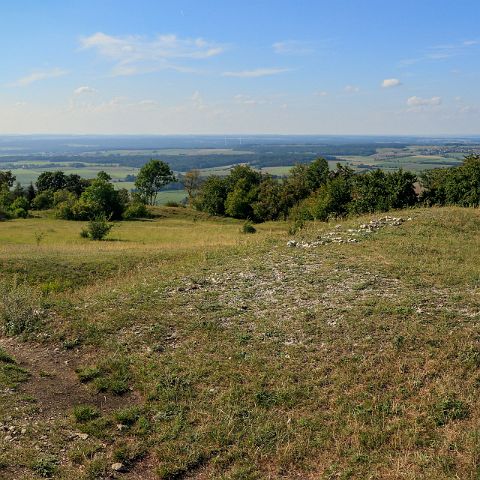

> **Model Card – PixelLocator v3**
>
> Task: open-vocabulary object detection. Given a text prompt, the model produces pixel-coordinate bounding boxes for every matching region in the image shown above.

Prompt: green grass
[0,206,479,478]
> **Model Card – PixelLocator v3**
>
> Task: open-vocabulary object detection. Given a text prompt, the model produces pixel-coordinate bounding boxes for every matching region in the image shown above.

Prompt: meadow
[0,206,479,479]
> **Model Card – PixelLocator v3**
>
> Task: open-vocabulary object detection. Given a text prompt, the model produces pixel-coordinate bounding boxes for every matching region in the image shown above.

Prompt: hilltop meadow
[0,204,479,479]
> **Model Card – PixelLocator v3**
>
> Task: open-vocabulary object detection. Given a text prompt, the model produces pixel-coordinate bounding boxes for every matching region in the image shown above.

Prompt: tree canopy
[135,160,176,205]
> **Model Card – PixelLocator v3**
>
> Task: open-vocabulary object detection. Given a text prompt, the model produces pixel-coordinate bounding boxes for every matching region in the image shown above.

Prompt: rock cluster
[288,216,411,248]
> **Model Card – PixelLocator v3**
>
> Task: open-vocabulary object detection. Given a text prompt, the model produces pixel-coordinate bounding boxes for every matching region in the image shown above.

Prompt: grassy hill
[0,206,479,479]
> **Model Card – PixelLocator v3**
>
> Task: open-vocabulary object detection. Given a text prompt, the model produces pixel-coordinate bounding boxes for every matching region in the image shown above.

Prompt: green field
[1,206,479,478]
[1,163,139,186]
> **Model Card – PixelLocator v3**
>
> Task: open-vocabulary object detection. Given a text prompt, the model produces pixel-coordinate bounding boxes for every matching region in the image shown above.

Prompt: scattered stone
[76,432,89,440]
[288,216,408,248]
[111,463,124,472]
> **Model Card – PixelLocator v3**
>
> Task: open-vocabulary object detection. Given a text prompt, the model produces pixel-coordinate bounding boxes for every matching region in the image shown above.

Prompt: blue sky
[1,0,480,134]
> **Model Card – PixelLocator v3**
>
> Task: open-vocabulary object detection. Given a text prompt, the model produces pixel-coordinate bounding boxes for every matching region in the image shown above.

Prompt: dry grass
[0,206,479,479]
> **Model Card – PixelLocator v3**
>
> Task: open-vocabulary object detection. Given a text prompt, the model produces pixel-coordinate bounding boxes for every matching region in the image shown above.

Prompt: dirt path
[0,337,132,417]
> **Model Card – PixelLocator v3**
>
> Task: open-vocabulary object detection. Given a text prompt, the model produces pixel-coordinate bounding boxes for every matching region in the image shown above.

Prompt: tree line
[0,160,175,221]
[191,154,480,223]
[1,155,479,223]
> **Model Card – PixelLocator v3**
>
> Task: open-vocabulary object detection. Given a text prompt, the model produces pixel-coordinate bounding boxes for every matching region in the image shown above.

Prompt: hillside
[0,206,479,479]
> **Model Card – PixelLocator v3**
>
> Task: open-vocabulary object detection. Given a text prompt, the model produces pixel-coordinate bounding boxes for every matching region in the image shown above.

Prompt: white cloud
[463,40,478,46]
[344,85,360,93]
[314,91,328,96]
[381,78,402,88]
[407,96,442,107]
[74,86,97,95]
[80,32,226,76]
[272,40,313,55]
[10,68,68,87]
[222,68,290,78]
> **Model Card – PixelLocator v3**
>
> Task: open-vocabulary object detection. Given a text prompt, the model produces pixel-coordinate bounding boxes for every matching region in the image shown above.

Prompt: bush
[81,216,114,241]
[31,190,54,210]
[241,222,256,234]
[0,282,42,336]
[165,201,179,207]
[122,202,151,220]
[11,207,28,219]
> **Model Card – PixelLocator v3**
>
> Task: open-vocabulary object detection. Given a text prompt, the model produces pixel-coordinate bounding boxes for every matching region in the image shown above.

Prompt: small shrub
[0,282,42,335]
[81,216,114,241]
[165,201,179,207]
[34,231,46,246]
[288,218,305,235]
[241,222,256,234]
[122,202,151,220]
[73,405,100,423]
[31,455,58,478]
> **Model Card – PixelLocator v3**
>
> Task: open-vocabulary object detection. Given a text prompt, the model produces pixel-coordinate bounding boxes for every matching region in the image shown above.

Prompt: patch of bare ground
[0,337,138,417]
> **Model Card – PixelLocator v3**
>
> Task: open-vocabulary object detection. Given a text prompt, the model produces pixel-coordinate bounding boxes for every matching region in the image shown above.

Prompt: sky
[1,0,480,135]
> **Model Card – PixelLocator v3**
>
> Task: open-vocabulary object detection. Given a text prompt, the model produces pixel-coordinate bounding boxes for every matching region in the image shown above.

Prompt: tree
[0,171,16,189]
[75,172,124,219]
[225,177,258,219]
[36,171,67,192]
[194,176,228,216]
[306,157,330,192]
[183,169,202,202]
[64,174,89,196]
[252,176,283,221]
[135,160,175,205]
[26,183,36,205]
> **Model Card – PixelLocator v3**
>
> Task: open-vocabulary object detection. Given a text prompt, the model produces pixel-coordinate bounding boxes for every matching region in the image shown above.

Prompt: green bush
[0,282,42,335]
[165,200,179,207]
[81,216,114,241]
[122,202,151,220]
[241,222,256,234]
[31,190,54,210]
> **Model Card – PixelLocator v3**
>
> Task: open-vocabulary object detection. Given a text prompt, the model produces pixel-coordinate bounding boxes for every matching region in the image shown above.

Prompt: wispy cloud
[10,67,68,87]
[399,39,478,66]
[314,90,328,97]
[273,40,314,55]
[73,86,97,95]
[381,78,402,88]
[80,32,226,76]
[405,96,442,112]
[344,85,360,93]
[222,68,290,78]
[234,94,268,106]
[407,96,442,107]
